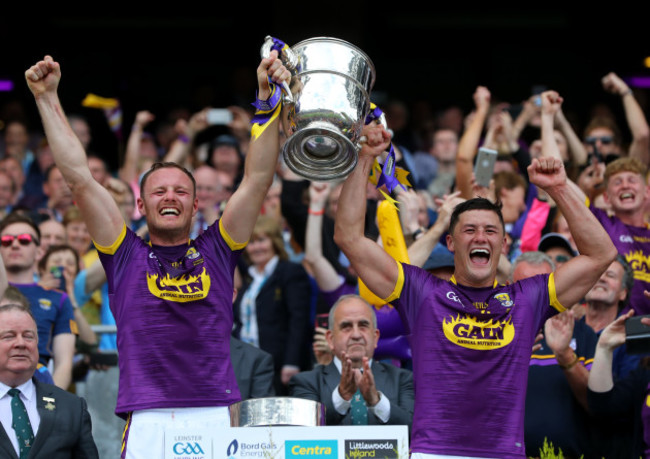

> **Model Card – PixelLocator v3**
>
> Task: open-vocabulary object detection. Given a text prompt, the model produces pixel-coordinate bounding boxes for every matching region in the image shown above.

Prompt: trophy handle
[260,36,298,104]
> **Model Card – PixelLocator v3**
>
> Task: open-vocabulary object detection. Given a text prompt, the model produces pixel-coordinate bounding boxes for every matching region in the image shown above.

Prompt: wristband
[178,134,190,144]
[250,83,283,140]
[308,208,325,216]
[559,352,579,370]
[412,227,425,240]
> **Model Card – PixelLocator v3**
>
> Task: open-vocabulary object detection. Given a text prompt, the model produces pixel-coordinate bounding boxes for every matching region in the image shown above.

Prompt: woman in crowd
[233,215,313,395]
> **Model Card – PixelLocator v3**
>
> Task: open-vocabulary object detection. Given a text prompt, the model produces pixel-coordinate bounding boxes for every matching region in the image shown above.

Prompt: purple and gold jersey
[591,206,650,315]
[390,263,563,458]
[96,219,243,417]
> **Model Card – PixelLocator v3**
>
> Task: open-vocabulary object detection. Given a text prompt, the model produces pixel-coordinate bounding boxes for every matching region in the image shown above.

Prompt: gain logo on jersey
[442,314,515,350]
[625,250,650,282]
[146,268,211,302]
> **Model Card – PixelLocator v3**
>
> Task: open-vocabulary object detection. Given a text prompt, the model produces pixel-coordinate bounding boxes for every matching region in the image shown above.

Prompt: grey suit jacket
[0,379,98,459]
[230,336,275,400]
[288,361,414,428]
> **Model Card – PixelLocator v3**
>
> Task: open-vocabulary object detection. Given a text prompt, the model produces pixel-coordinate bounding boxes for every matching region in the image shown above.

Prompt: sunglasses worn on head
[0,233,37,247]
[585,136,613,145]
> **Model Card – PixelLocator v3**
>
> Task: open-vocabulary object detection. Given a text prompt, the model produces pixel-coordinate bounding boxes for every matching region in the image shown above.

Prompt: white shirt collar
[333,356,373,373]
[248,255,280,279]
[0,378,35,402]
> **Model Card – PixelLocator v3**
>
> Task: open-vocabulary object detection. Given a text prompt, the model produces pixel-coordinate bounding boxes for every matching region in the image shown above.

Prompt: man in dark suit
[289,295,414,427]
[0,303,98,458]
[230,336,275,400]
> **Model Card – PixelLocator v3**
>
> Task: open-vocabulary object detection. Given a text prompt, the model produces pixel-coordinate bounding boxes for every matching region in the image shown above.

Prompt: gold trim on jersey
[219,219,248,251]
[94,223,127,255]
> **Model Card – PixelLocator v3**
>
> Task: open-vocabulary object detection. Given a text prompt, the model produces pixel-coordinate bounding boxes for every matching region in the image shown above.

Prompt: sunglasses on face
[552,255,571,264]
[0,233,38,247]
[585,136,613,145]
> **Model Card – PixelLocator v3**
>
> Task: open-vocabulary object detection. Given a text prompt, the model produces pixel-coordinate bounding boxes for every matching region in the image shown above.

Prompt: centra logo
[285,440,337,459]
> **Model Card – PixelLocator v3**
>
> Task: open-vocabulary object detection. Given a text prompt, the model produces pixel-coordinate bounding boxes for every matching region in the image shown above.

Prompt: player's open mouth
[160,207,180,216]
[619,192,634,202]
[470,248,490,265]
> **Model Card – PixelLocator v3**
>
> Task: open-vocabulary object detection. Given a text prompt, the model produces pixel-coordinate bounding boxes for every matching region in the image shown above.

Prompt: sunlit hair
[0,303,35,322]
[604,157,648,187]
[246,215,288,262]
[583,116,622,145]
[1,287,30,310]
[139,162,197,196]
[37,244,80,276]
[494,171,527,197]
[62,205,84,227]
[510,251,555,282]
[328,294,377,331]
[449,198,505,235]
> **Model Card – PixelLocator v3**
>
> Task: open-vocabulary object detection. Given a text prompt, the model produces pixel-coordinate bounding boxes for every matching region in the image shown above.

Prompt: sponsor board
[165,425,408,459]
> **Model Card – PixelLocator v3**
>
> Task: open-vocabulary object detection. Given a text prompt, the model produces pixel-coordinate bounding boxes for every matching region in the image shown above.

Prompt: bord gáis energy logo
[227,438,278,458]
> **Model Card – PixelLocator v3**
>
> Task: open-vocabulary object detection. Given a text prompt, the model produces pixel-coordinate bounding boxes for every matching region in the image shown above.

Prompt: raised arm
[304,182,343,292]
[219,50,290,244]
[333,123,397,300]
[456,86,491,199]
[588,310,635,393]
[407,191,464,268]
[25,56,124,247]
[602,72,650,163]
[51,332,75,389]
[544,311,589,410]
[555,106,588,167]
[162,108,210,167]
[540,91,588,203]
[120,110,155,184]
[528,155,617,308]
[511,94,540,142]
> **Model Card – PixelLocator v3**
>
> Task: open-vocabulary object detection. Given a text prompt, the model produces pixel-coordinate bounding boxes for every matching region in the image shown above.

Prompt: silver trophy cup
[261,36,376,181]
[230,397,325,427]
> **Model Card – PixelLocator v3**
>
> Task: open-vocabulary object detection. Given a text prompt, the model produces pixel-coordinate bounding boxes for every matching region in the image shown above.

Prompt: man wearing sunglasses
[583,72,649,165]
[537,232,576,269]
[542,90,650,316]
[0,213,76,391]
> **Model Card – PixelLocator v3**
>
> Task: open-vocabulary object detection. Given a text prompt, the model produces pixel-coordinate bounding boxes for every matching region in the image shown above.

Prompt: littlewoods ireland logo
[285,440,337,459]
[345,440,398,458]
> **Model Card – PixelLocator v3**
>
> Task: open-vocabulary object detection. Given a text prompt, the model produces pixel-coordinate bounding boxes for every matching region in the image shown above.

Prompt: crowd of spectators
[1,61,650,458]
